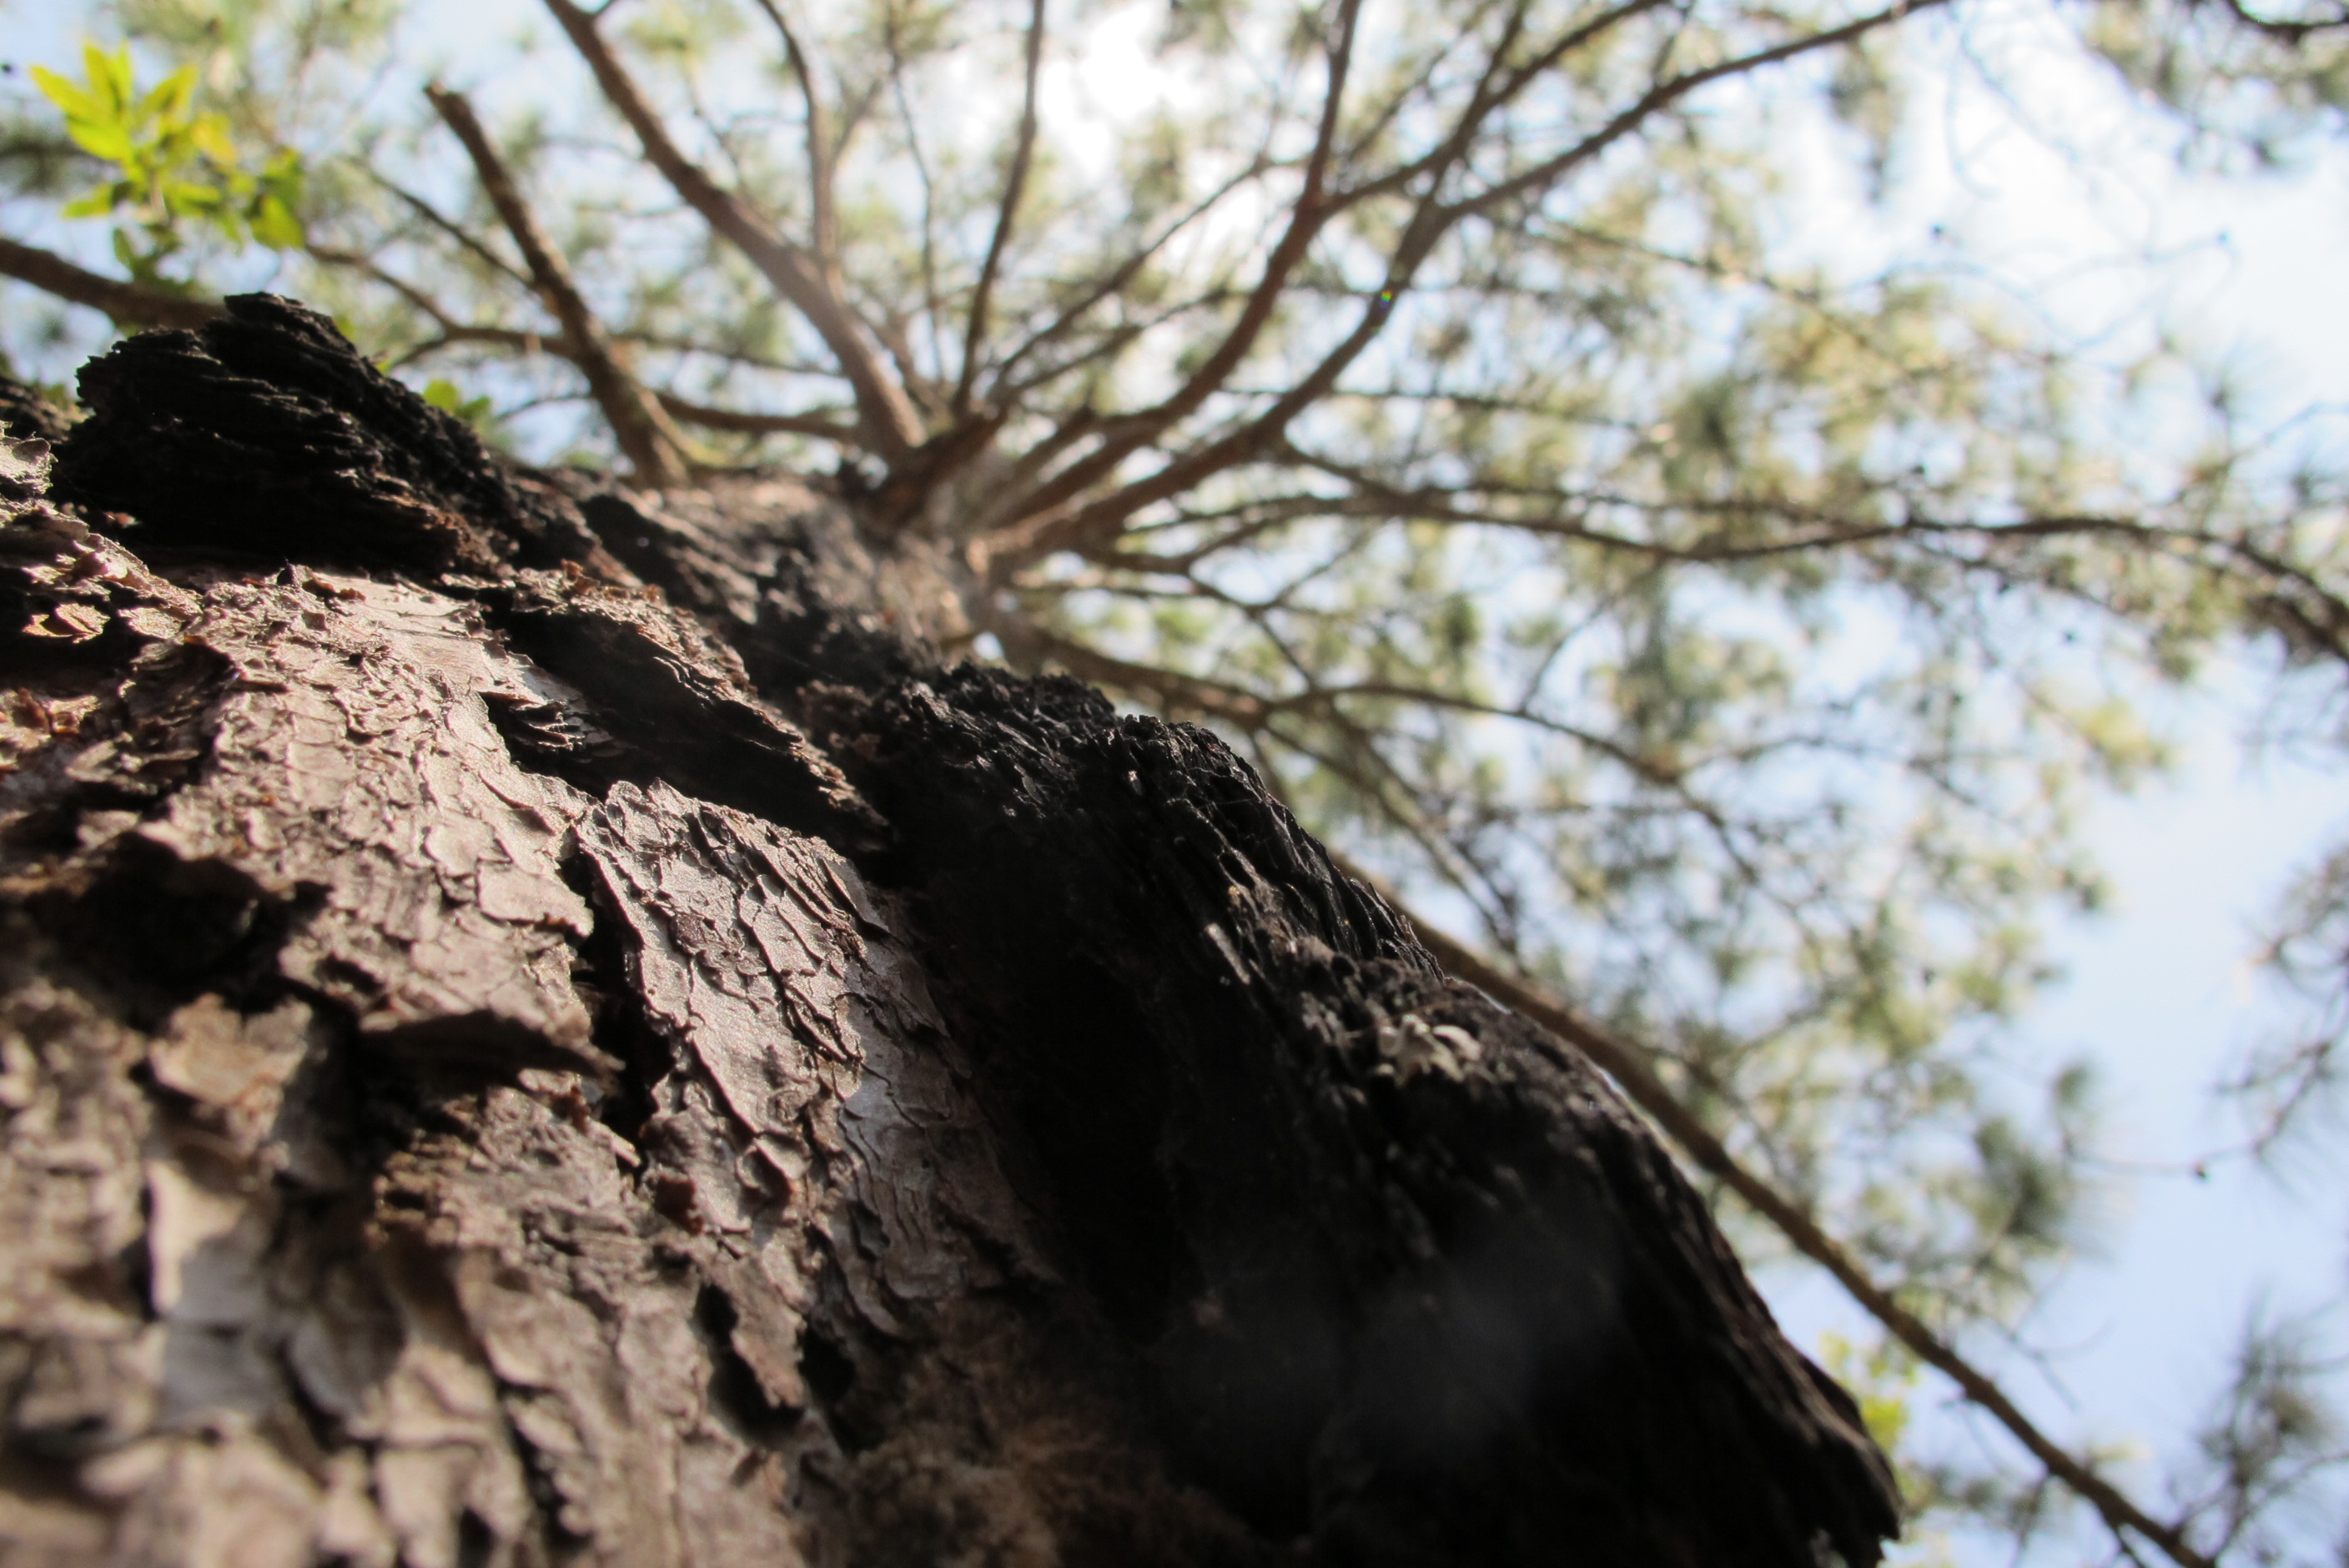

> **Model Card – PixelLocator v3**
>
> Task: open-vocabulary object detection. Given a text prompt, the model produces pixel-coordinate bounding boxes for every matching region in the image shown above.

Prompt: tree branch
[987,153,1275,395]
[983,0,1366,534]
[995,620,1272,725]
[653,391,858,442]
[1238,455,2349,666]
[426,84,688,486]
[746,0,840,274]
[978,0,1954,574]
[539,0,927,462]
[311,253,858,448]
[1455,0,1952,226]
[307,245,463,334]
[0,235,223,330]
[365,170,537,290]
[1330,0,1667,213]
[954,0,1048,420]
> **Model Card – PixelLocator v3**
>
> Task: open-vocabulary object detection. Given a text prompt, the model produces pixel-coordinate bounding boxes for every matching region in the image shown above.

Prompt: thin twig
[953,0,1048,420]
[365,170,536,289]
[746,0,838,272]
[654,390,858,441]
[426,84,689,484]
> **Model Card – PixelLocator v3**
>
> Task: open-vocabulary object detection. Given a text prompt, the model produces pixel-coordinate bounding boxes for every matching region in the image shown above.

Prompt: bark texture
[0,295,1901,1568]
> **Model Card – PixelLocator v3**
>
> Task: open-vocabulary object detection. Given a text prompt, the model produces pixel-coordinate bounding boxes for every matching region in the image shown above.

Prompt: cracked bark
[0,295,1901,1568]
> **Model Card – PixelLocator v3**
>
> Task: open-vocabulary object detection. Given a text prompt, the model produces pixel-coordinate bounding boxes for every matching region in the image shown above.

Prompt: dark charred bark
[0,383,67,447]
[0,296,1900,1568]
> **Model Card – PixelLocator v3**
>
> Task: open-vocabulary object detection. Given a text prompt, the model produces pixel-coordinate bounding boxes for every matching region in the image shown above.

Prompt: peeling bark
[0,297,1900,1567]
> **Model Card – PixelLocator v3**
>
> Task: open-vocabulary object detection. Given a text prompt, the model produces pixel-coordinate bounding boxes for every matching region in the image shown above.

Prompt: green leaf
[62,118,137,165]
[249,193,304,250]
[88,43,133,118]
[163,180,224,214]
[98,43,134,116]
[419,377,498,430]
[140,66,198,125]
[28,65,100,123]
[189,113,239,167]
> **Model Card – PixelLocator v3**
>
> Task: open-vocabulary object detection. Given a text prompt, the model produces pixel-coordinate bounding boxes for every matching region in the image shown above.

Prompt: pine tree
[2,1,2345,1561]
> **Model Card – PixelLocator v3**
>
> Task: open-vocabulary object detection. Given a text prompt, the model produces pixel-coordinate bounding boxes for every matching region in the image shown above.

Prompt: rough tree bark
[0,295,1901,1568]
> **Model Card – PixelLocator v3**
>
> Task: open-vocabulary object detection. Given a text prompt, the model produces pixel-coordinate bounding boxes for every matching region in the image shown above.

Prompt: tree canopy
[3,0,2346,1560]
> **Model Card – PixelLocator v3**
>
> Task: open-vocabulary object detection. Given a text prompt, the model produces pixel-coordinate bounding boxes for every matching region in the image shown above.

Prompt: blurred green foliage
[32,39,304,284]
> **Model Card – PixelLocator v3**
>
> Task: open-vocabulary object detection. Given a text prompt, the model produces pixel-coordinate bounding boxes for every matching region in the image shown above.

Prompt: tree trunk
[0,296,1900,1568]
